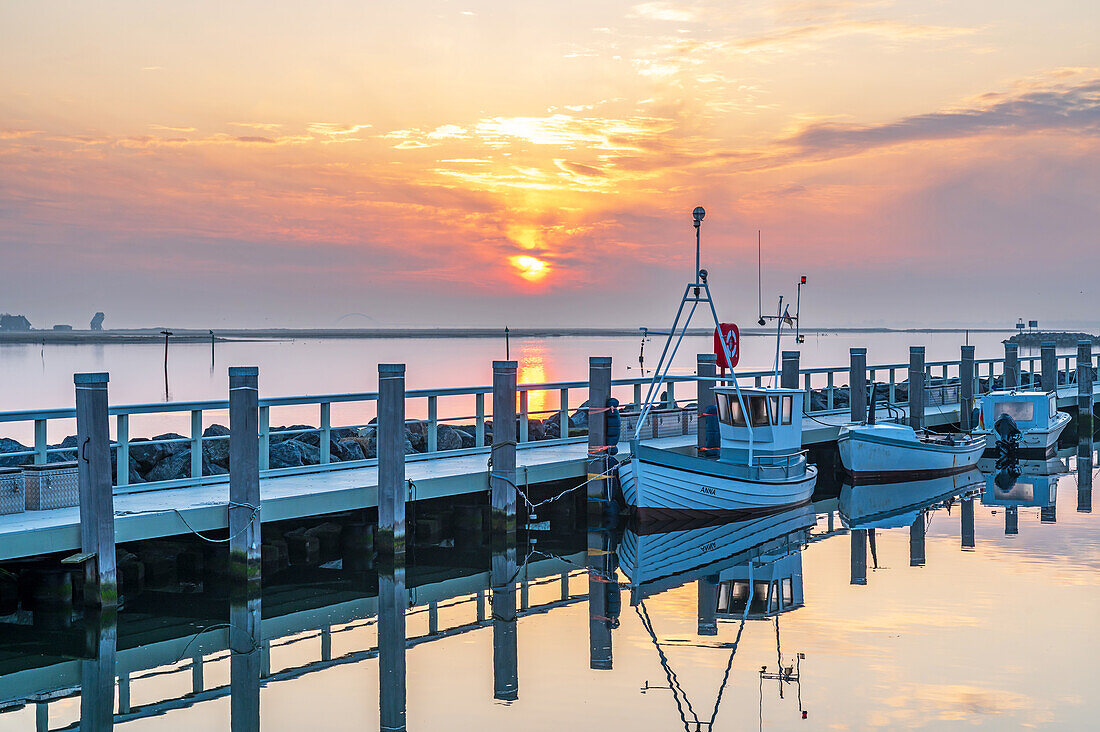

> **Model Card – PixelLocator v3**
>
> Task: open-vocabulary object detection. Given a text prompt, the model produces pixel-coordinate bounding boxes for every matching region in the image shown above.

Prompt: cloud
[785,73,1100,157]
[307,122,373,137]
[629,2,700,23]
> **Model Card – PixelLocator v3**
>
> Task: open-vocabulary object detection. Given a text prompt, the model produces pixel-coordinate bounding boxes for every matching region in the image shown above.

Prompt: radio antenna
[757,230,763,324]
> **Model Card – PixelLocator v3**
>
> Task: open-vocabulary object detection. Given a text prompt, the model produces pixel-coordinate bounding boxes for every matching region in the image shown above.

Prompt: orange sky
[1,1,1098,328]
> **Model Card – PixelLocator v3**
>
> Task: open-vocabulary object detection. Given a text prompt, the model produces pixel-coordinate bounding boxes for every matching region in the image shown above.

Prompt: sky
[1,1,1098,329]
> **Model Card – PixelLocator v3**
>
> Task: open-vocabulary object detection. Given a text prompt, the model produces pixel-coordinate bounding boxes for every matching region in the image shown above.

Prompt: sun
[511,255,548,282]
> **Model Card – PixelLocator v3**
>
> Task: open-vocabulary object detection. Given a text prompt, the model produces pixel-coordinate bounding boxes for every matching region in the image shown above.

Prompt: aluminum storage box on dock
[0,468,24,515]
[23,462,79,510]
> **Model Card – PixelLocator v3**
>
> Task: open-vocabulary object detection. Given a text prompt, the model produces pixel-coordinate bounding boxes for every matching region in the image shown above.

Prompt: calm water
[1,460,1096,730]
[0,331,1013,442]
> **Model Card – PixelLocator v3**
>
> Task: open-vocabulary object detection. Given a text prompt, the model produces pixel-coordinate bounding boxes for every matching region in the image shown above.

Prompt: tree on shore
[0,314,31,331]
[90,312,105,330]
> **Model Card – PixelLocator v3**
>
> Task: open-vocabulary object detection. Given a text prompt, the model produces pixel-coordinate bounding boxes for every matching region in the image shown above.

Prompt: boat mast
[632,207,754,464]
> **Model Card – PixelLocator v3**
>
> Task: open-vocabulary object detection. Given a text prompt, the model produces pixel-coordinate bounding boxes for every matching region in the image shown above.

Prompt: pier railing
[0,349,1092,495]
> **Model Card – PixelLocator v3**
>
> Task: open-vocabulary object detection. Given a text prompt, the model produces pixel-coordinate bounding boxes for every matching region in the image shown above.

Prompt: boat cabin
[979,390,1057,432]
[981,470,1057,508]
[712,386,805,465]
[715,553,804,619]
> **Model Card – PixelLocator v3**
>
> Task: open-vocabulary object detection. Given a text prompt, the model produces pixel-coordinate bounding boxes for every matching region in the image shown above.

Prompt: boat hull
[618,448,817,521]
[838,425,985,484]
[976,410,1070,460]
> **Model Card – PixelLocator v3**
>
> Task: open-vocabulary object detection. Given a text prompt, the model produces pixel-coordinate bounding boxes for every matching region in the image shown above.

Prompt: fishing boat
[837,421,985,484]
[974,390,1070,465]
[617,207,817,521]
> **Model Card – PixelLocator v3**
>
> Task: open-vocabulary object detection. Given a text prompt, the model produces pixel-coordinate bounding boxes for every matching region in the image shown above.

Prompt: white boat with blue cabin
[975,389,1070,462]
[617,206,817,521]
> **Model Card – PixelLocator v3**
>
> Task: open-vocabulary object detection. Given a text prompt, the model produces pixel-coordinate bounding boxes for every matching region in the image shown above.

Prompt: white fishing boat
[617,207,817,521]
[974,390,1070,464]
[837,422,985,484]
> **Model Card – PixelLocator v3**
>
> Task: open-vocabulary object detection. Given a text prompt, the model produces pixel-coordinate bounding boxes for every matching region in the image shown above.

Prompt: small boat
[974,390,1071,463]
[619,387,817,521]
[837,422,985,484]
[617,207,817,520]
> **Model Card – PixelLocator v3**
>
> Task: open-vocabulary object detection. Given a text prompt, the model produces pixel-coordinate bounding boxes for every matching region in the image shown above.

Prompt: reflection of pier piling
[961,497,975,549]
[230,592,262,732]
[1005,506,1019,535]
[79,611,117,732]
[850,529,867,585]
[378,559,407,731]
[697,576,718,635]
[491,538,519,700]
[1078,340,1093,513]
[909,513,926,566]
[588,530,614,669]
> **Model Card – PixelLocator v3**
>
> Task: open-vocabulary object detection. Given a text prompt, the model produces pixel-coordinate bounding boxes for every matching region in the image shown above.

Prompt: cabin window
[1049,395,1056,419]
[781,395,793,424]
[720,395,748,427]
[994,401,1033,422]
[748,396,770,427]
[768,396,793,425]
[782,578,793,606]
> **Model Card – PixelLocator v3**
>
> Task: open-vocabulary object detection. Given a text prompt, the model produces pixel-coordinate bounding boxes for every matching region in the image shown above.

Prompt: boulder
[0,438,30,468]
[436,425,463,452]
[270,425,315,444]
[203,424,231,469]
[268,439,320,469]
[569,401,590,429]
[130,433,188,472]
[145,451,191,482]
[334,438,365,461]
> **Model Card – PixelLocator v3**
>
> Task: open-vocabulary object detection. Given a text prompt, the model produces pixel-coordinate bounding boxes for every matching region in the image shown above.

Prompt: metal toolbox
[23,462,79,510]
[0,468,24,515]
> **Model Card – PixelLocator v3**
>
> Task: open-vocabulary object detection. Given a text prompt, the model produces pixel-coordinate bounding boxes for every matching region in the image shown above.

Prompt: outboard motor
[702,404,721,456]
[993,412,1021,461]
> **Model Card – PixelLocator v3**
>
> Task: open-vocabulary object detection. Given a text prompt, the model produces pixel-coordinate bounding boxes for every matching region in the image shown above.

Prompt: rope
[636,602,698,732]
[116,501,261,544]
[487,465,619,510]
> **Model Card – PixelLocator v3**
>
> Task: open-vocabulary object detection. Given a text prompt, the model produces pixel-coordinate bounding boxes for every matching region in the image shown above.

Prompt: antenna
[757,230,763,326]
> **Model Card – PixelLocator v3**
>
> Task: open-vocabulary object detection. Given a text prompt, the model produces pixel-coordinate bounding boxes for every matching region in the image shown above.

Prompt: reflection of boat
[839,468,983,529]
[975,390,1070,469]
[837,423,985,484]
[619,503,815,604]
[980,468,1059,508]
[619,387,817,521]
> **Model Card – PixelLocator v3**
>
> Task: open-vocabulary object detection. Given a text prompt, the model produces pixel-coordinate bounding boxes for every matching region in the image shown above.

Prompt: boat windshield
[717,394,773,427]
[993,400,1034,422]
[1049,394,1057,419]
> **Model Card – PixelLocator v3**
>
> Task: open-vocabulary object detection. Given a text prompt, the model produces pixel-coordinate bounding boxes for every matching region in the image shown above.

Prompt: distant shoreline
[0,326,1017,344]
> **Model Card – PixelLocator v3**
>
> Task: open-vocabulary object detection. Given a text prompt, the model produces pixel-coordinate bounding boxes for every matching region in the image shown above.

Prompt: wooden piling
[74,372,116,608]
[908,347,925,431]
[961,497,975,549]
[491,361,518,534]
[697,354,717,452]
[378,559,407,731]
[377,364,406,556]
[587,357,612,512]
[781,351,800,390]
[849,348,867,423]
[228,366,260,586]
[1040,342,1057,392]
[909,512,926,567]
[697,576,718,636]
[1078,341,1094,512]
[230,592,261,732]
[850,529,867,585]
[1004,343,1019,389]
[960,345,975,431]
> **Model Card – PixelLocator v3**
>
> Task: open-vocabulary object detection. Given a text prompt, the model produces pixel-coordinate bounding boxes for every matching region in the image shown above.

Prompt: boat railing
[749,449,808,480]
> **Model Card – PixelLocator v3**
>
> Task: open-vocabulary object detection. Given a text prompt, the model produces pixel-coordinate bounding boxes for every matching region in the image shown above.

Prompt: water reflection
[490,536,519,702]
[79,611,117,732]
[230,592,262,732]
[378,559,406,732]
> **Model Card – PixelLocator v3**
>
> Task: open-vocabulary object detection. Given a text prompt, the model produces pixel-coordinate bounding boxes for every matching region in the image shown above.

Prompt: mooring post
[587,529,613,668]
[850,529,867,585]
[491,361,518,534]
[75,372,116,608]
[961,497,975,549]
[230,590,261,732]
[377,364,406,556]
[229,367,260,585]
[909,512,926,567]
[378,558,407,731]
[1004,343,1019,389]
[1005,506,1019,535]
[781,351,800,390]
[79,611,117,732]
[491,539,519,699]
[587,356,612,514]
[960,345,975,431]
[849,348,867,423]
[909,347,926,431]
[1041,342,1057,392]
[697,576,718,636]
[697,353,717,452]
